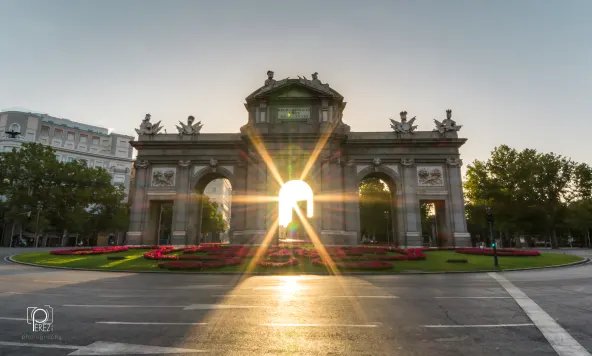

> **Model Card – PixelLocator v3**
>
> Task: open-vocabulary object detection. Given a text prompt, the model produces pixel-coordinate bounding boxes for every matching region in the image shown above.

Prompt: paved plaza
[0,248,591,355]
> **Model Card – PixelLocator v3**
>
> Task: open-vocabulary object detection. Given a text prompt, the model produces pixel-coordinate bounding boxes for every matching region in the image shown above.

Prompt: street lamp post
[485,207,499,268]
[384,211,389,245]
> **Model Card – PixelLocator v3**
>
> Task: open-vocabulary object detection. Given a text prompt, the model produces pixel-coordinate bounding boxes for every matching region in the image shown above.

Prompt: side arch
[355,164,406,246]
[186,165,236,245]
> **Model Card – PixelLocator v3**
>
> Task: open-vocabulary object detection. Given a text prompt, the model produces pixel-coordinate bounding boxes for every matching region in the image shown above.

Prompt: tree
[201,196,227,235]
[0,143,129,245]
[359,177,391,241]
[464,145,590,248]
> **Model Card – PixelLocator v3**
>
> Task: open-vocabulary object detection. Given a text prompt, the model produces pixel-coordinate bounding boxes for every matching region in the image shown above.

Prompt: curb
[6,255,591,276]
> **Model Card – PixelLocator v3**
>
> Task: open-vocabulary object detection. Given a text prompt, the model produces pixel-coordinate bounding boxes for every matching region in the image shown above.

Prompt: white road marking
[0,340,207,355]
[262,323,379,328]
[0,341,77,350]
[434,296,512,299]
[422,324,534,328]
[183,304,271,310]
[214,294,398,299]
[64,304,185,308]
[0,317,26,321]
[2,291,69,296]
[173,285,231,289]
[254,286,311,290]
[489,272,592,356]
[97,322,208,326]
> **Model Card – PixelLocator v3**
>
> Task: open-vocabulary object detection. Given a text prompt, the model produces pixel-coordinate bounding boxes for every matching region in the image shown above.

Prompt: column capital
[446,157,463,167]
[178,160,191,168]
[401,158,415,167]
[134,160,150,169]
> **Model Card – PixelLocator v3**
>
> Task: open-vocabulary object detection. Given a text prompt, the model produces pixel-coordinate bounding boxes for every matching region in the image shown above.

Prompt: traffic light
[491,242,496,247]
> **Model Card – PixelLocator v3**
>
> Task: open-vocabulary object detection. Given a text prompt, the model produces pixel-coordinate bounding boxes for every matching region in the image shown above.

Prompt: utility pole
[34,206,41,247]
[384,211,389,245]
[485,207,499,268]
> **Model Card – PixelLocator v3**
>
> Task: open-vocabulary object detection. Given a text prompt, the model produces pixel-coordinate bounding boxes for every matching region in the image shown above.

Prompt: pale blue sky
[1,0,591,172]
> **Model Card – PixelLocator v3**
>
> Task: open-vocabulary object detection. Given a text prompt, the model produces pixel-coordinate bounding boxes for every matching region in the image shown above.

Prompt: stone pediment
[246,77,343,102]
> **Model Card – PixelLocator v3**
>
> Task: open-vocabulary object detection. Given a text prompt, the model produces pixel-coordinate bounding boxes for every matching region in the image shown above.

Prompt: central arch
[278,180,314,228]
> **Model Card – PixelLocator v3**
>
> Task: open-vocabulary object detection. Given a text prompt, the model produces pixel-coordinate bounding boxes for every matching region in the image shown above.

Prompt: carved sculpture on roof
[390,111,417,134]
[178,160,191,167]
[135,114,163,136]
[264,70,276,87]
[434,109,462,134]
[372,157,382,166]
[176,116,203,136]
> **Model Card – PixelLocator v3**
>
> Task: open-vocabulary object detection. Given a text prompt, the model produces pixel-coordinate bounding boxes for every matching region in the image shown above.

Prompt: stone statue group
[135,114,203,137]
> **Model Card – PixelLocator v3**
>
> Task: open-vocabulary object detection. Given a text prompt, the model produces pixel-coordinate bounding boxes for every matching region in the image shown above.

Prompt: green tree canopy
[200,195,227,234]
[359,177,391,240]
[0,143,129,242]
[464,145,592,248]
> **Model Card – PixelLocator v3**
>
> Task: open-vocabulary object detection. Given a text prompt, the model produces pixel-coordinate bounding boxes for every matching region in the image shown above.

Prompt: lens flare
[278,180,314,227]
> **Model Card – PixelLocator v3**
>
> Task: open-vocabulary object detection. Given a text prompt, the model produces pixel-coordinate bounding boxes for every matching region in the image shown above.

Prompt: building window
[56,154,61,161]
[95,161,103,168]
[40,126,50,136]
[67,132,75,141]
[67,156,74,163]
[79,159,88,166]
[79,134,88,144]
[54,128,63,138]
[8,123,21,133]
[113,174,125,184]
[92,136,100,145]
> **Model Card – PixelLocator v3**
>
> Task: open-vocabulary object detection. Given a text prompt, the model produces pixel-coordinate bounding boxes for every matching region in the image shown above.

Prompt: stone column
[171,161,190,245]
[342,161,360,243]
[127,160,150,245]
[321,158,332,231]
[230,163,247,236]
[257,160,267,231]
[245,159,260,231]
[447,158,470,246]
[402,159,421,247]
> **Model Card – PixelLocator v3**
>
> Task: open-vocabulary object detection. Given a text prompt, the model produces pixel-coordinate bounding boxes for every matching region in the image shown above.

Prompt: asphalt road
[0,248,591,356]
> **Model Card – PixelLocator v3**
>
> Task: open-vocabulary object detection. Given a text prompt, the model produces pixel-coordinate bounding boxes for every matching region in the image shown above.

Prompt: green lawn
[11,249,585,274]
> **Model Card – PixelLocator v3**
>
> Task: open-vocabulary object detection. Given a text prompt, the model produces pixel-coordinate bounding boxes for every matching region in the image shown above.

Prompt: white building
[0,109,134,200]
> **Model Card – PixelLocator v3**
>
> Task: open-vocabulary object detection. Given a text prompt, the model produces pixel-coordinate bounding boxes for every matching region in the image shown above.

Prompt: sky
[1,0,591,175]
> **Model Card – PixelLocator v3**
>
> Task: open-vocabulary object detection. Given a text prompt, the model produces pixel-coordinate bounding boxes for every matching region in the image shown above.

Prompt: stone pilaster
[447,158,470,246]
[402,158,422,247]
[171,160,190,245]
[343,161,360,241]
[127,160,149,245]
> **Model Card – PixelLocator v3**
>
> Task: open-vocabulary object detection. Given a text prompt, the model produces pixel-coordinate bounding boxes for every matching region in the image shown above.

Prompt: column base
[320,230,358,245]
[405,232,422,247]
[453,232,471,247]
[126,231,142,245]
[171,231,187,245]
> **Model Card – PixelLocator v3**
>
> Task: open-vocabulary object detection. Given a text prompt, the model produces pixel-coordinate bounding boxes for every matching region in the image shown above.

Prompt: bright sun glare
[278,180,314,228]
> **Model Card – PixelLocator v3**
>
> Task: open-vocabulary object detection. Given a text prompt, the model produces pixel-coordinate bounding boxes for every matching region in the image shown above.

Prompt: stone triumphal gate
[127,71,470,247]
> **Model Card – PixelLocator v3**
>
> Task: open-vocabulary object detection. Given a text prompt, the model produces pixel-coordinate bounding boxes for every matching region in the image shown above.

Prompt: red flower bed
[258,257,299,268]
[51,246,129,255]
[267,249,293,261]
[455,248,540,257]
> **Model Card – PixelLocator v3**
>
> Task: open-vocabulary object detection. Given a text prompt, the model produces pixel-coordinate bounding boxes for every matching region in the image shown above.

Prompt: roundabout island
[11,244,584,274]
